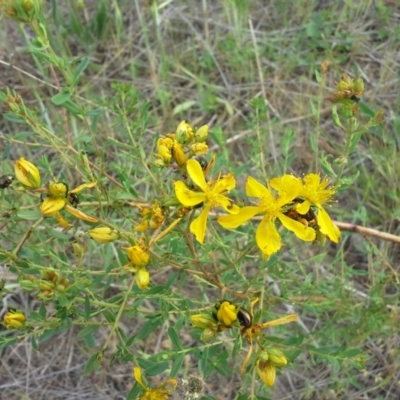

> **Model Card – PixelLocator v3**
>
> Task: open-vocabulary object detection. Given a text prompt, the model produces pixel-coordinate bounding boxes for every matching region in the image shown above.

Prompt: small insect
[213,300,253,329]
[237,307,253,329]
[0,175,13,189]
[68,193,80,207]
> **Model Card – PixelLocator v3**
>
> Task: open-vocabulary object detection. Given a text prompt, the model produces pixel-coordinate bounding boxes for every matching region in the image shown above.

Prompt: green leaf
[173,100,197,115]
[51,91,72,105]
[16,209,42,221]
[102,310,116,323]
[60,99,83,115]
[145,362,169,376]
[84,294,91,321]
[170,353,185,377]
[83,352,102,375]
[77,325,99,339]
[3,113,26,123]
[72,56,90,86]
[168,327,183,350]
[31,336,39,351]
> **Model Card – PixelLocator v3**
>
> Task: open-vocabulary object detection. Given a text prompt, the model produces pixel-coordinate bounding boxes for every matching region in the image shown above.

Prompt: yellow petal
[186,159,207,191]
[213,173,236,193]
[295,199,311,214]
[246,176,270,199]
[70,181,97,194]
[216,195,240,214]
[278,213,316,242]
[317,206,341,243]
[133,367,147,389]
[218,206,260,229]
[64,204,99,222]
[174,181,206,206]
[259,314,299,329]
[55,212,72,227]
[190,204,211,244]
[40,197,66,216]
[255,217,282,257]
[270,174,301,200]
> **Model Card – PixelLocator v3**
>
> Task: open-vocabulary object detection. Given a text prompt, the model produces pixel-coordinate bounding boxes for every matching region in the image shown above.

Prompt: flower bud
[256,359,276,387]
[89,226,119,243]
[194,124,209,142]
[353,77,364,97]
[172,142,186,166]
[135,267,150,290]
[175,120,193,144]
[123,245,150,268]
[3,310,26,329]
[158,144,172,164]
[14,157,41,188]
[41,269,59,282]
[57,278,70,292]
[48,182,68,197]
[216,301,237,327]
[267,348,288,367]
[191,142,208,156]
[190,314,217,330]
[201,327,217,341]
[39,280,55,292]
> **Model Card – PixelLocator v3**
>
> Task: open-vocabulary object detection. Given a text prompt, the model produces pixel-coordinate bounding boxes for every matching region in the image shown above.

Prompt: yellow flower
[14,157,41,188]
[174,159,239,244]
[292,173,341,243]
[3,310,26,329]
[218,175,316,257]
[89,227,119,243]
[133,366,177,400]
[122,245,150,268]
[135,267,150,290]
[40,181,98,227]
[216,301,238,327]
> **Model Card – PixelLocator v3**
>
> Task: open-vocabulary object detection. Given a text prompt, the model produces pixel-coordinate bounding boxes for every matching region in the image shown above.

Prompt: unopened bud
[89,226,119,243]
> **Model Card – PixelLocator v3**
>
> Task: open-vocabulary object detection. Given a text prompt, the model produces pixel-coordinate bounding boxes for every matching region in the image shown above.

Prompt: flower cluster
[191,298,298,388]
[155,120,209,168]
[327,73,364,103]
